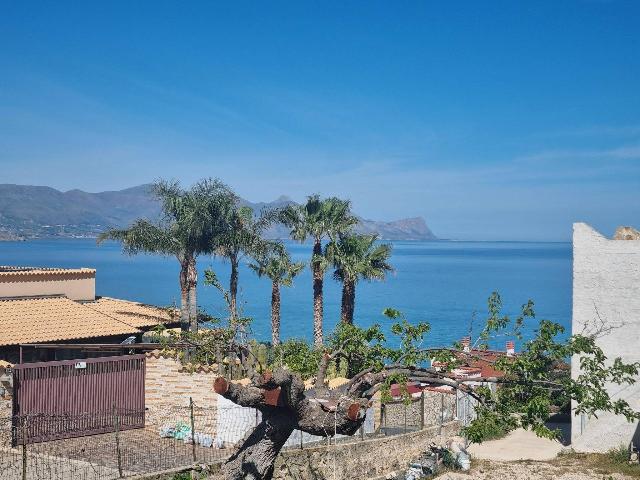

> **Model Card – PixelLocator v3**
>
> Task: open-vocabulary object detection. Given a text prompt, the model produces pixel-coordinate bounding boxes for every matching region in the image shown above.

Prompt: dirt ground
[0,427,230,479]
[467,427,565,461]
[436,456,640,480]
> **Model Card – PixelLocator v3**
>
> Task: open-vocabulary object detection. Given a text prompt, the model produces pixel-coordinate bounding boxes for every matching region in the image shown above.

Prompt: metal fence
[0,392,473,480]
[12,355,146,444]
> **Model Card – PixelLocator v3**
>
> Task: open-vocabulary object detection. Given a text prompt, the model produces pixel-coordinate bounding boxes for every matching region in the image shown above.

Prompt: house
[571,223,640,452]
[0,266,178,365]
[431,338,516,380]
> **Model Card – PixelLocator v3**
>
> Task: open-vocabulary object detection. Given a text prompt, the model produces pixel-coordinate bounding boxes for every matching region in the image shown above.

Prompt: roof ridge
[0,294,69,302]
[0,266,96,276]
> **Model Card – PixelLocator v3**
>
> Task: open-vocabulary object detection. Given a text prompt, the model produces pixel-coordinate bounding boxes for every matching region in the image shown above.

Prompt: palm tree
[281,195,357,346]
[326,233,393,324]
[98,178,235,331]
[211,206,276,321]
[249,243,305,346]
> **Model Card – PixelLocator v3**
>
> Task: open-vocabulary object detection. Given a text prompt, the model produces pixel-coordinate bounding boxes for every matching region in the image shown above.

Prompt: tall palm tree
[211,206,276,321]
[281,195,357,346]
[98,178,235,331]
[326,233,393,324]
[249,243,305,346]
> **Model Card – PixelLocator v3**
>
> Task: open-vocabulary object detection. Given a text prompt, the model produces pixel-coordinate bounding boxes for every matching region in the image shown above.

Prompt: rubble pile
[386,437,471,480]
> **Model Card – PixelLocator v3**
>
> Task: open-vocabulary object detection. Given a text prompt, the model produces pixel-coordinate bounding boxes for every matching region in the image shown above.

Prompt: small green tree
[249,243,305,346]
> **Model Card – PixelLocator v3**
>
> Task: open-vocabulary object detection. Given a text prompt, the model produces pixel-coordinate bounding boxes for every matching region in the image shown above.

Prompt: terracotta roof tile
[87,297,175,328]
[0,296,168,346]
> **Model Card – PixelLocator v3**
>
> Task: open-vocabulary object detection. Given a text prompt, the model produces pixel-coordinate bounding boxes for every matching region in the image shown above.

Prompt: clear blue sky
[1,1,638,241]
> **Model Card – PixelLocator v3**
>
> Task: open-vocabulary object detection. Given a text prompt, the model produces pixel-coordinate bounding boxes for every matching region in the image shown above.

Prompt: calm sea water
[0,239,572,349]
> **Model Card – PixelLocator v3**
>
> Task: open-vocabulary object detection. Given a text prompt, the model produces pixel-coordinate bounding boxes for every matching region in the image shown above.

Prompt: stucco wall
[571,222,640,452]
[0,271,95,301]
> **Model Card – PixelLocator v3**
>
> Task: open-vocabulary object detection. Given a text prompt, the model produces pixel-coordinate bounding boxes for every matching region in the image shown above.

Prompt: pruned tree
[210,294,640,480]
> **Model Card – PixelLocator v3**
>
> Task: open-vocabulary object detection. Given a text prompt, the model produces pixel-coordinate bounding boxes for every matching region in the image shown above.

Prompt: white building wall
[572,222,640,451]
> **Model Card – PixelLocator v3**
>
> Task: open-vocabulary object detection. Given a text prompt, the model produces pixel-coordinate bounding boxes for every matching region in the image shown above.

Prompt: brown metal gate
[12,354,145,444]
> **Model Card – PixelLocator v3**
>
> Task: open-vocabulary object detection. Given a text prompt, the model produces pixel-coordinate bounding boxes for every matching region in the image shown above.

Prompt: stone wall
[272,421,460,480]
[383,391,457,429]
[572,223,640,452]
[0,397,11,447]
[145,352,218,433]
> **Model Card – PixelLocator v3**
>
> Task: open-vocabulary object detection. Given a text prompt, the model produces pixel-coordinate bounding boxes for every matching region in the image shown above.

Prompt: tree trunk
[216,368,377,479]
[186,255,198,332]
[340,279,356,324]
[312,238,324,347]
[230,252,239,321]
[222,411,295,480]
[271,281,281,347]
[178,257,190,331]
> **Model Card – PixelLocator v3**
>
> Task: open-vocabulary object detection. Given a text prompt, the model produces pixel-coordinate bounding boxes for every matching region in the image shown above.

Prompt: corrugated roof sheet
[0,296,172,346]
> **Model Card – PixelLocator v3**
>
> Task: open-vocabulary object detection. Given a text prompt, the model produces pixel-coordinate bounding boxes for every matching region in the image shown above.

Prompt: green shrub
[607,444,630,464]
[171,473,192,480]
[462,411,515,443]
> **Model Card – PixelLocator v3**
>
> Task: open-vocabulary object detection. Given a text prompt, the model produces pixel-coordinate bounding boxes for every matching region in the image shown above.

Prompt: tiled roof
[456,349,512,378]
[0,295,172,346]
[88,297,175,329]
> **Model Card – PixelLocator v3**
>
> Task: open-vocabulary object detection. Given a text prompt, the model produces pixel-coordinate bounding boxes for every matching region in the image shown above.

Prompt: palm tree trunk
[271,281,281,346]
[179,257,190,331]
[312,238,324,346]
[230,253,239,321]
[340,279,356,324]
[186,255,198,332]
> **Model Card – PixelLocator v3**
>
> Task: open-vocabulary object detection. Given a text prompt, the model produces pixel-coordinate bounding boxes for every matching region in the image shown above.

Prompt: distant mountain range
[0,184,437,241]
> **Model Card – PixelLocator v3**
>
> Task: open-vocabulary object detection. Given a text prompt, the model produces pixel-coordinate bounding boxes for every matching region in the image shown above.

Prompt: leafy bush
[271,339,321,380]
[462,409,516,443]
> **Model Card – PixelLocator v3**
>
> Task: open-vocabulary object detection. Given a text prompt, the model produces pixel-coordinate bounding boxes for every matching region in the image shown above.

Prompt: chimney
[506,341,515,356]
[461,336,471,352]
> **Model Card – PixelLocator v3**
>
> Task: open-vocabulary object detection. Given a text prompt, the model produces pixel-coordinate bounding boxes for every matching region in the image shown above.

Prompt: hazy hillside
[0,184,437,241]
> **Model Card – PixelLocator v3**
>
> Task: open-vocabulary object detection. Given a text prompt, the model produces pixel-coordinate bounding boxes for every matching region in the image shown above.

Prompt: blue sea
[0,239,572,349]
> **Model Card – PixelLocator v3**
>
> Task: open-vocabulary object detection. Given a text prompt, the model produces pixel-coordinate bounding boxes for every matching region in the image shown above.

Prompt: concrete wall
[0,269,95,301]
[572,222,640,452]
[272,421,460,480]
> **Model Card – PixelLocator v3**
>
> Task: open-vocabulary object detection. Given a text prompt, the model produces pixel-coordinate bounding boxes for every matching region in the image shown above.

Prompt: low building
[572,223,640,452]
[0,266,178,365]
[431,338,516,381]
